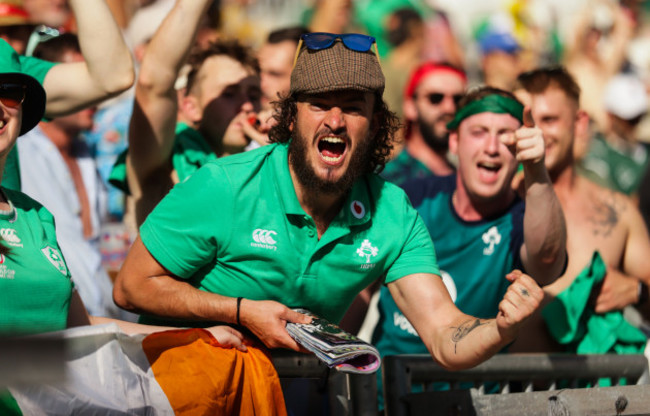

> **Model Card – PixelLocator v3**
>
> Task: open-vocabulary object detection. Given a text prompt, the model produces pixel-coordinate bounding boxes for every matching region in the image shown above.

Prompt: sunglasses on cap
[0,83,26,109]
[292,32,380,69]
[302,32,376,52]
[424,92,463,106]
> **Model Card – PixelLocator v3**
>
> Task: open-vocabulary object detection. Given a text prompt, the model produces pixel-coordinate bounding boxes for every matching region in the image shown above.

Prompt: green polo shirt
[139,142,439,326]
[0,187,72,335]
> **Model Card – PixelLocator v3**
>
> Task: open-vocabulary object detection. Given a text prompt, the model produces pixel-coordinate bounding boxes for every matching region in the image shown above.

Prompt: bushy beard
[288,126,374,195]
[418,114,449,153]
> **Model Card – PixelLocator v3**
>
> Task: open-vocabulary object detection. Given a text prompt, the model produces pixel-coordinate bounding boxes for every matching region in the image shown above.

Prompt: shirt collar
[269,143,372,226]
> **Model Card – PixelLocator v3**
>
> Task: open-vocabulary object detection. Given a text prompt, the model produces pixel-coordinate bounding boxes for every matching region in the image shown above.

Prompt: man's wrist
[637,281,648,305]
[236,297,244,325]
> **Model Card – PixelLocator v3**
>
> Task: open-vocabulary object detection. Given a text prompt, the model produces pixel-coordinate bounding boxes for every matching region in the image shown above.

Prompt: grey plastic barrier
[383,353,650,416]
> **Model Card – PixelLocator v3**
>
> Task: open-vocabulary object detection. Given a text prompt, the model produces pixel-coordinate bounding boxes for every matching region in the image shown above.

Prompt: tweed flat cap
[290,40,384,95]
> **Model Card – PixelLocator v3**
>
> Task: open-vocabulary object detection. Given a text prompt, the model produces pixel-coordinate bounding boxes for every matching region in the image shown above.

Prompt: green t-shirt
[139,143,439,326]
[109,122,216,193]
[380,149,436,186]
[171,122,217,181]
[2,55,57,191]
[578,133,650,195]
[0,187,72,335]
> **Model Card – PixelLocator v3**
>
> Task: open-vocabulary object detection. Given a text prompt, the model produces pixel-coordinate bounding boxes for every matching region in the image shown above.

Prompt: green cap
[0,39,46,135]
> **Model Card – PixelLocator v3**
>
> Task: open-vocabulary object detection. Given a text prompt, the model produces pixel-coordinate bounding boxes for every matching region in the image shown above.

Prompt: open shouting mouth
[477,160,503,182]
[318,136,348,165]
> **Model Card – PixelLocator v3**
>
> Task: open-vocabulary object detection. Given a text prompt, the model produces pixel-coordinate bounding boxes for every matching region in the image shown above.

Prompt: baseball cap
[604,73,648,120]
[478,31,521,55]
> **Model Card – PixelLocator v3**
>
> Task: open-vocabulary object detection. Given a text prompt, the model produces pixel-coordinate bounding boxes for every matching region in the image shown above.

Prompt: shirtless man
[512,66,650,352]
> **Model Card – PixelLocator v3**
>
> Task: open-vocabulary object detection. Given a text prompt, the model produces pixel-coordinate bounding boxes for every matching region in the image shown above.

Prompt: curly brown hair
[268,92,400,173]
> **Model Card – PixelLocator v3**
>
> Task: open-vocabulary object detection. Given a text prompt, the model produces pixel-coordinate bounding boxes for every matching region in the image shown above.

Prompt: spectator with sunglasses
[114,32,547,374]
[370,86,567,408]
[0,41,246,416]
[1,0,135,192]
[381,62,467,186]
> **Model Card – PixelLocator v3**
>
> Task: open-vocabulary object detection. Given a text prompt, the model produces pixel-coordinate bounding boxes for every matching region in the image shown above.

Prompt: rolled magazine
[285,308,380,374]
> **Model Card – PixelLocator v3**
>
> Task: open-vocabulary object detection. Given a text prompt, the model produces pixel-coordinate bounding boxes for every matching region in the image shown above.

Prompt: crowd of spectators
[2,0,650,414]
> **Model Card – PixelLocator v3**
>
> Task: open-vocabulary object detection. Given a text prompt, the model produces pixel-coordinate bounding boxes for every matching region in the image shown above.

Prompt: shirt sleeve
[18,55,57,84]
[139,164,233,279]
[384,208,440,284]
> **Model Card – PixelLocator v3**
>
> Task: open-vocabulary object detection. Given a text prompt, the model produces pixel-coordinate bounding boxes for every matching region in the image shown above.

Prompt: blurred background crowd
[4,0,650,315]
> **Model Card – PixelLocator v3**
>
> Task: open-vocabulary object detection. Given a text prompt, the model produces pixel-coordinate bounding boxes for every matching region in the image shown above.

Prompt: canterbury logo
[0,228,20,244]
[252,229,277,245]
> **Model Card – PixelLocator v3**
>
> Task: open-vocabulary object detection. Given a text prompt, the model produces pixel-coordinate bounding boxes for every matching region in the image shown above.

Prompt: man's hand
[223,111,270,150]
[238,299,312,351]
[501,106,545,166]
[241,112,271,146]
[206,326,247,351]
[592,268,640,313]
[496,270,544,342]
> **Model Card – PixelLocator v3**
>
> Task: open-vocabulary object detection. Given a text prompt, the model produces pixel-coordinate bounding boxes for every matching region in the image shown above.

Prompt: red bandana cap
[404,62,467,98]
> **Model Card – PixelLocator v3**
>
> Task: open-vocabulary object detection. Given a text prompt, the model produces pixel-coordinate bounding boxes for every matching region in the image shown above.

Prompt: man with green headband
[115,37,546,375]
[371,85,567,408]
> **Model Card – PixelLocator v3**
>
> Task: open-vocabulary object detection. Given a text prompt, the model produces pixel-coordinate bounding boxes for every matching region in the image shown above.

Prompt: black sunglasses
[0,84,26,109]
[425,93,463,106]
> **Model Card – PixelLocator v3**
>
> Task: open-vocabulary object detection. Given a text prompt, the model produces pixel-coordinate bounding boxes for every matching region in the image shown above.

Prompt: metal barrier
[383,354,650,416]
[271,350,378,416]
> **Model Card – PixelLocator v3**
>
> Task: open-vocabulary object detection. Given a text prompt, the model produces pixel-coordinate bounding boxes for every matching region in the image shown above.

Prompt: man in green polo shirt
[114,33,544,369]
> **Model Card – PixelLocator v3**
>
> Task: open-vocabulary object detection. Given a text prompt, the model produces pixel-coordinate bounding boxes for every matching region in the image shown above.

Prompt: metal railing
[271,350,379,416]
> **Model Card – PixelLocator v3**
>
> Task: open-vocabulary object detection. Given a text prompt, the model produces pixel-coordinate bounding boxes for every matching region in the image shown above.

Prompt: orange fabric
[142,329,287,416]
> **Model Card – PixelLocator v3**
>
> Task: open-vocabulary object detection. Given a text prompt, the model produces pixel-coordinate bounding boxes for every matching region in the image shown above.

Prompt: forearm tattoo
[451,319,488,353]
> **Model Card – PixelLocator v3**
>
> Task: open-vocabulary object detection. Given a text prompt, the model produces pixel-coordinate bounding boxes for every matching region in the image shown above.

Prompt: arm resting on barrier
[389,270,543,370]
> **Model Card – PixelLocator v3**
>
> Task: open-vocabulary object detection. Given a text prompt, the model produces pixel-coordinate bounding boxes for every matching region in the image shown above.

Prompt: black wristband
[236,297,244,325]
[638,282,648,305]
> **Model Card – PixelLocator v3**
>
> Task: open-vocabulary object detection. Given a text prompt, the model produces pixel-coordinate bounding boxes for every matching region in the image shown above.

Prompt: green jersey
[140,143,439,326]
[109,122,216,193]
[380,149,435,186]
[0,188,72,335]
[372,174,525,408]
[578,133,650,195]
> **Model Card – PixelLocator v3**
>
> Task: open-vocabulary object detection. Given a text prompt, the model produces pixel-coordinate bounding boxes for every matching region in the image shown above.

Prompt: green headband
[446,94,524,130]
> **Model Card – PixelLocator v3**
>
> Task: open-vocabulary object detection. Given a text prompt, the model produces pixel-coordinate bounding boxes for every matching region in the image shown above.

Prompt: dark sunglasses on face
[301,32,376,52]
[425,92,463,106]
[0,84,26,109]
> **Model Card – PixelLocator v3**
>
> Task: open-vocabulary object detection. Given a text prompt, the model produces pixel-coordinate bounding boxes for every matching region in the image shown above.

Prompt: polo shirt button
[308,229,315,237]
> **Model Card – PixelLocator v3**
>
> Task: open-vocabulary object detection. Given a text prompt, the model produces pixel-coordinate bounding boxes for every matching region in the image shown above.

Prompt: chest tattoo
[587,192,624,238]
